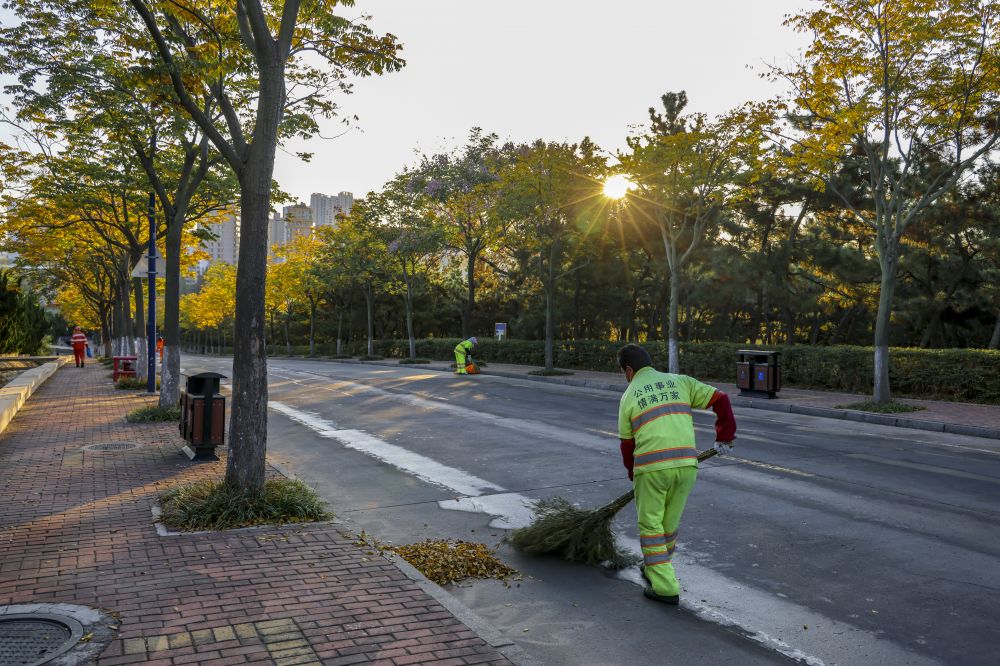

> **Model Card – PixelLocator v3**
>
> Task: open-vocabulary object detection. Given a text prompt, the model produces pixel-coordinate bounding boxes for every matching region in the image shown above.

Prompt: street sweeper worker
[617,343,736,605]
[454,337,478,375]
[70,326,89,368]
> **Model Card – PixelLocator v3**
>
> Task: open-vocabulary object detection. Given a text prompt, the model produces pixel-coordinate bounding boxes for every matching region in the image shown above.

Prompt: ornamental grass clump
[125,405,180,423]
[387,539,518,586]
[159,478,331,531]
[115,376,159,390]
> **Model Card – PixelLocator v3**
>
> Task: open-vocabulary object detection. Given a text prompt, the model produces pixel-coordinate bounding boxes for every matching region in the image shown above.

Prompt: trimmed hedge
[344,338,1000,405]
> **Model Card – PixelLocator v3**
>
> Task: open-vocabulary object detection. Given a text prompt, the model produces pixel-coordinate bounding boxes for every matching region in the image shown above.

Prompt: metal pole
[147,190,157,394]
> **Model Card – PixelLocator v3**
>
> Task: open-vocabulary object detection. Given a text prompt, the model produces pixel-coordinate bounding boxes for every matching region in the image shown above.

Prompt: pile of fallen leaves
[387,539,518,586]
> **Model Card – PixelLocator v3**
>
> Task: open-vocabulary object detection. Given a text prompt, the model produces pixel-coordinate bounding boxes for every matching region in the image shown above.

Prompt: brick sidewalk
[0,365,512,665]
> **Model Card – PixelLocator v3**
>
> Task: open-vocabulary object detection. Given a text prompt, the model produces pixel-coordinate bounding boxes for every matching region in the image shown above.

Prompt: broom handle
[619,447,719,505]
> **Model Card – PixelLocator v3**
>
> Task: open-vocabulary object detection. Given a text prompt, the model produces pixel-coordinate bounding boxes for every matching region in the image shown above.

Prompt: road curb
[0,357,71,435]
[319,358,1000,441]
[388,555,536,666]
[264,453,536,666]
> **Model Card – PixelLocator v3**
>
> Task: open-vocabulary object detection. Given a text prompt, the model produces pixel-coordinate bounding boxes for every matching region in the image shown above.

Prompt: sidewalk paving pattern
[0,365,511,665]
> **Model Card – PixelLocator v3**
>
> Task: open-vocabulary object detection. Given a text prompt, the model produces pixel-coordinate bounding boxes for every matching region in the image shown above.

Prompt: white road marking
[269,402,503,497]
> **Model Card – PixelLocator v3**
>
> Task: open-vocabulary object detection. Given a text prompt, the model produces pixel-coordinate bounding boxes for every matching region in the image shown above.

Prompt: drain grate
[0,614,83,666]
[81,441,140,452]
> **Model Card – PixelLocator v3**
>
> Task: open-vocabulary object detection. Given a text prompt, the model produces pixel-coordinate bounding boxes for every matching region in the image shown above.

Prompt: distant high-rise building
[283,203,312,242]
[310,191,353,228]
[192,209,240,278]
[268,211,287,262]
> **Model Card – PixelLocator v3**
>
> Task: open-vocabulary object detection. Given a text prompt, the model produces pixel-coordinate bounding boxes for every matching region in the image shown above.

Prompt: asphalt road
[187,356,1000,666]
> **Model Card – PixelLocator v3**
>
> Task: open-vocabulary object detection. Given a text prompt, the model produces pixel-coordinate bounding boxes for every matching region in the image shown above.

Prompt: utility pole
[146,131,158,394]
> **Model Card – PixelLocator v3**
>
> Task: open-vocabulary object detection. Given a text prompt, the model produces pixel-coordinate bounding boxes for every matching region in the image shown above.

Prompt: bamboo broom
[510,448,718,569]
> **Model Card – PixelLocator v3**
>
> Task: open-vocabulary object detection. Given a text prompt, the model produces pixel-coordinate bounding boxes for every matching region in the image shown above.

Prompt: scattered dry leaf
[387,539,519,586]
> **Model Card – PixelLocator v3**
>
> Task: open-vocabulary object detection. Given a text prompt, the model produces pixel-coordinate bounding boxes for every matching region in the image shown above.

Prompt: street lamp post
[146,191,157,394]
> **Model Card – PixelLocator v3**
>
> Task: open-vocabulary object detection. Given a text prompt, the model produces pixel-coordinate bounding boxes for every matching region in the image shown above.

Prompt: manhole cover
[81,442,140,452]
[0,614,83,666]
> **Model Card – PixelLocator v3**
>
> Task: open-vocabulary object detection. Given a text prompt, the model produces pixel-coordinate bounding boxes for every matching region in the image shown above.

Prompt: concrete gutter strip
[319,358,1000,441]
[0,357,71,434]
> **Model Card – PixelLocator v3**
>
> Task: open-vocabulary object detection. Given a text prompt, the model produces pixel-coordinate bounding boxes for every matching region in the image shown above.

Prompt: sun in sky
[603,174,636,199]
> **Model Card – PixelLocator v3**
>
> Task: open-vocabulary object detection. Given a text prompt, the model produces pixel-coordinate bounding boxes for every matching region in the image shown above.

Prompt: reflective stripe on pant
[634,465,697,597]
[454,350,467,374]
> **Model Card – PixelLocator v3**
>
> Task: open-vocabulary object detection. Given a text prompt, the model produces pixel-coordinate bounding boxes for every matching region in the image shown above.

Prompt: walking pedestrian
[617,343,736,604]
[70,326,89,368]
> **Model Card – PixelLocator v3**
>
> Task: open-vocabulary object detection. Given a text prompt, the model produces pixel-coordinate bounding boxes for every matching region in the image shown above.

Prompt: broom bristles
[510,449,717,568]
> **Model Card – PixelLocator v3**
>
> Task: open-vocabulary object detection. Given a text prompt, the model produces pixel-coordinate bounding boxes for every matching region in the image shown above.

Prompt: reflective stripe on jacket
[618,367,717,475]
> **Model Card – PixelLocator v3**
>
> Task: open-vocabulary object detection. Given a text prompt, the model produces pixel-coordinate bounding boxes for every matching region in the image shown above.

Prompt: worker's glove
[713,441,734,456]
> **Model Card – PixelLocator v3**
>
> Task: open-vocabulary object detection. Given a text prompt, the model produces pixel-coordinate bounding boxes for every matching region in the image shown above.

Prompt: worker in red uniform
[157,335,165,363]
[617,343,736,605]
[70,326,89,368]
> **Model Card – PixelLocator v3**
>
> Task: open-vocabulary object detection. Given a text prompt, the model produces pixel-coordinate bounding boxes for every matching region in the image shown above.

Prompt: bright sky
[1,1,810,202]
[278,0,810,203]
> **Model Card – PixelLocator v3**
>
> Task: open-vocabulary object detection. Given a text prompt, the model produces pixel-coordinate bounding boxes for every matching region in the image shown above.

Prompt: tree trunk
[544,284,555,371]
[667,268,680,373]
[919,306,943,349]
[463,249,477,338]
[783,306,795,345]
[101,312,112,358]
[133,277,148,380]
[404,279,416,359]
[365,281,374,357]
[989,311,1000,350]
[160,218,183,407]
[872,238,899,404]
[225,142,278,495]
[309,297,316,357]
[284,310,291,356]
[336,310,343,356]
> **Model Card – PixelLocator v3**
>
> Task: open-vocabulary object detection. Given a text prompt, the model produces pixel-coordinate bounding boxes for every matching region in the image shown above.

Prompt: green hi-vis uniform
[618,366,717,597]
[454,339,474,374]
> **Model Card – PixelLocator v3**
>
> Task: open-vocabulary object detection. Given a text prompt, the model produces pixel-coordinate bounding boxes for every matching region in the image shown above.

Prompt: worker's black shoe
[643,586,679,605]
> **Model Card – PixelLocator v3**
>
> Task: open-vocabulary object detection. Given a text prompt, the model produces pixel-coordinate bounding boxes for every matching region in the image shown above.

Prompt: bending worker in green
[454,337,478,375]
[617,343,736,604]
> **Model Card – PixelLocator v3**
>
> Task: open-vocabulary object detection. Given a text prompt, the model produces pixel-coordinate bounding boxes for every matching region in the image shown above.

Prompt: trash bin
[179,371,226,460]
[736,350,780,398]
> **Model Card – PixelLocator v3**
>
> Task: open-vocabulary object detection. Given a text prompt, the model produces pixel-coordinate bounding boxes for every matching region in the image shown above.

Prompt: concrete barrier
[0,357,71,435]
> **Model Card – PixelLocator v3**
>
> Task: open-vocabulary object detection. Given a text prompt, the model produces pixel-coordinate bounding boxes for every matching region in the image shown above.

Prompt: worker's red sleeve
[707,391,736,442]
[620,439,635,480]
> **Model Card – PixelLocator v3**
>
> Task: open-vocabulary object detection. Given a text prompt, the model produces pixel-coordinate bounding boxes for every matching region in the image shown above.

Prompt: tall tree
[619,93,760,371]
[775,0,1000,402]
[498,139,606,370]
[121,0,403,492]
[374,175,444,359]
[412,129,509,337]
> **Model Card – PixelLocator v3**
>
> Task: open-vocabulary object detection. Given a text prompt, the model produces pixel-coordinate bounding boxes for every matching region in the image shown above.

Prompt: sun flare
[603,174,635,199]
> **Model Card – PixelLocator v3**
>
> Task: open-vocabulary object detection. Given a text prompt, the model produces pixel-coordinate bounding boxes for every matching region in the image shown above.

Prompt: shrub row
[195,338,1000,404]
[344,338,1000,405]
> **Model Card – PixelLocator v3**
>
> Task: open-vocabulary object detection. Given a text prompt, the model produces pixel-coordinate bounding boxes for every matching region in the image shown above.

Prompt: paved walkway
[0,364,512,665]
[301,357,1000,439]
